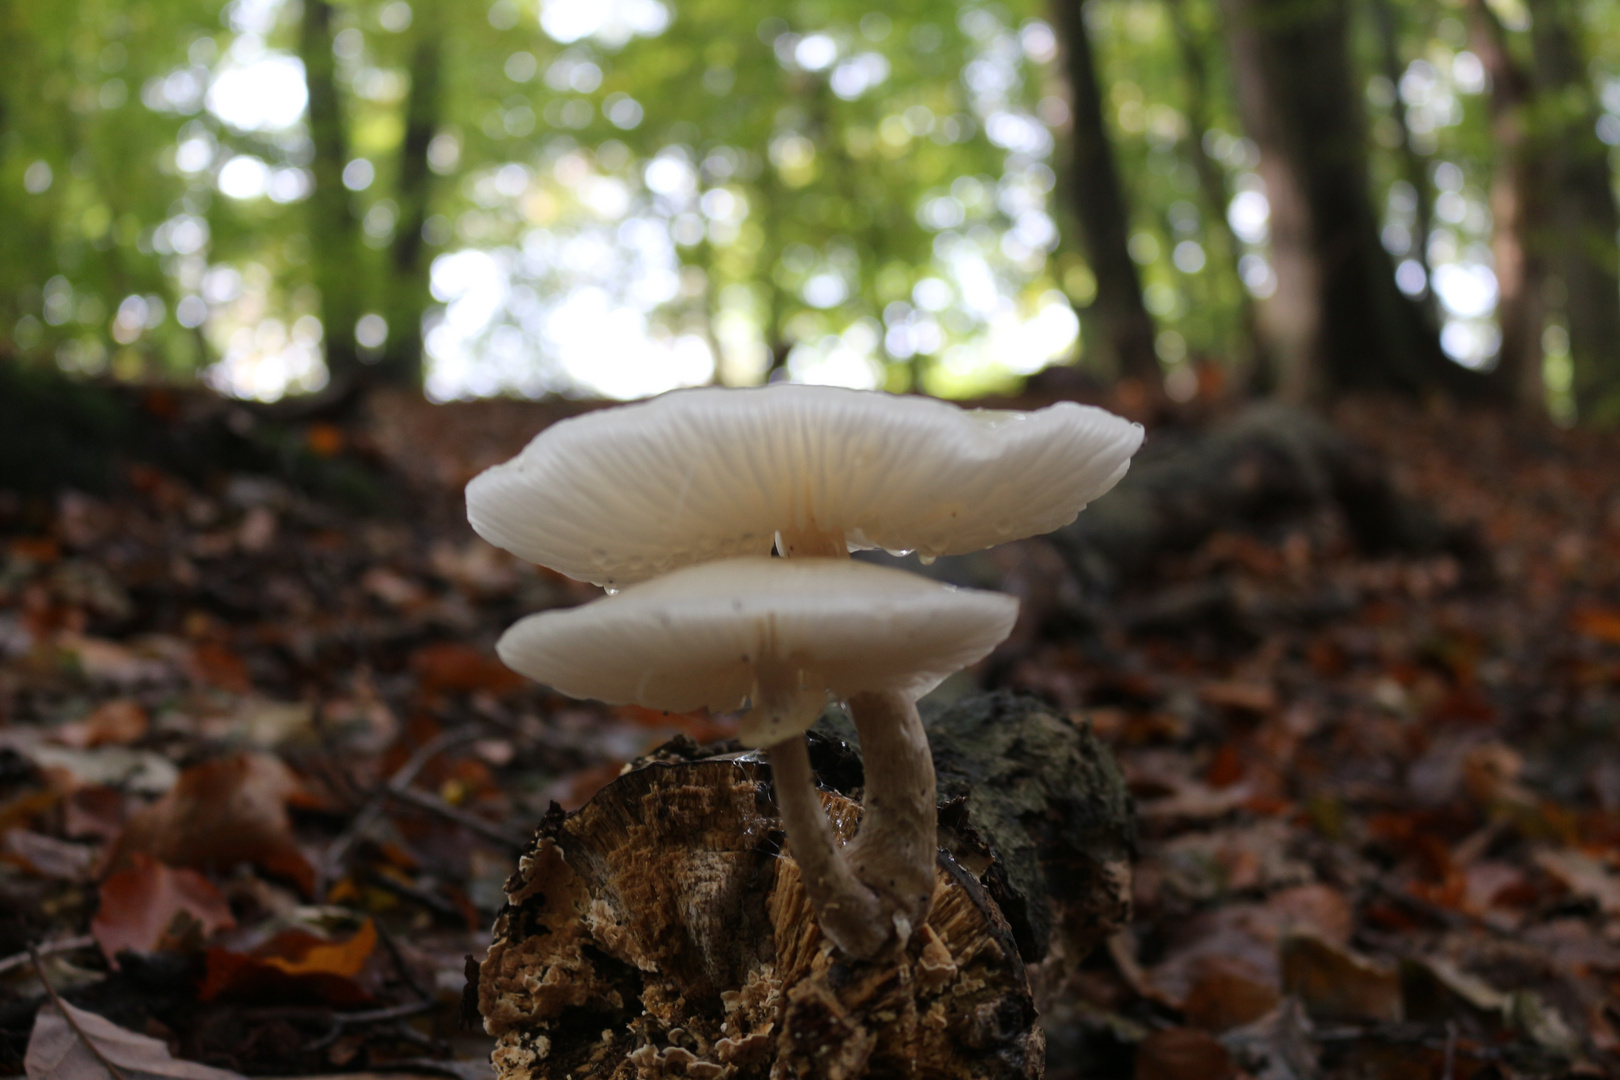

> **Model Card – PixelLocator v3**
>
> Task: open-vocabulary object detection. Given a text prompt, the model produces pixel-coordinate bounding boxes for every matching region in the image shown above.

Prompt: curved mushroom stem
[766,735,891,959]
[844,689,937,944]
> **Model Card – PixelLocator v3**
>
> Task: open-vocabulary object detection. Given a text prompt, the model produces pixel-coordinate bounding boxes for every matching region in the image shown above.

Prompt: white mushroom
[466,385,1144,588]
[497,556,1018,957]
[470,385,1143,959]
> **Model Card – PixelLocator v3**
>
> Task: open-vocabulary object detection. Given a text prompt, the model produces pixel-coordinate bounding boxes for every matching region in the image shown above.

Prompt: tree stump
[474,694,1134,1080]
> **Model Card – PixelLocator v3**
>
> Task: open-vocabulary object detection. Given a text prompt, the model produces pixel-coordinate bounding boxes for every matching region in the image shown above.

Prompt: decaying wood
[474,693,1135,1079]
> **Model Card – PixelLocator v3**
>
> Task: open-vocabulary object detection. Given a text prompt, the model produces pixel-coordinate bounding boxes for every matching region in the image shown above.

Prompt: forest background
[5,0,1620,1077]
[5,0,1620,424]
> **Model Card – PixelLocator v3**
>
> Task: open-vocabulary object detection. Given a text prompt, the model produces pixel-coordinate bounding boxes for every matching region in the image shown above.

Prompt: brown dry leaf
[188,642,251,694]
[92,854,236,963]
[1571,607,1620,646]
[1534,848,1620,916]
[1150,885,1352,1005]
[25,999,246,1080]
[53,699,149,749]
[1280,934,1402,1024]
[108,753,315,895]
[1461,741,1535,810]
[2,830,97,881]
[63,786,129,841]
[1134,1028,1238,1080]
[1182,955,1281,1032]
[199,919,377,1006]
[410,642,526,697]
[1199,681,1278,716]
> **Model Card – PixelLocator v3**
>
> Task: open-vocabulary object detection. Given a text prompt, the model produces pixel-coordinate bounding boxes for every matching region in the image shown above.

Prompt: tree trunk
[1164,0,1271,390]
[380,1,443,389]
[1368,0,1439,331]
[473,695,1134,1080]
[1467,0,1549,413]
[298,0,366,395]
[1530,0,1620,426]
[1052,0,1161,385]
[1217,0,1484,403]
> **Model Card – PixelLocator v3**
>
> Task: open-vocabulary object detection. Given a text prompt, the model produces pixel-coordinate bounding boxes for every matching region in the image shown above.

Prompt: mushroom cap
[467,385,1143,587]
[496,556,1019,747]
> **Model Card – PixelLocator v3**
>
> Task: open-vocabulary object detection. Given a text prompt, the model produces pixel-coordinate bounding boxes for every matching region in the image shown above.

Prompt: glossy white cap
[496,557,1018,747]
[467,385,1143,588]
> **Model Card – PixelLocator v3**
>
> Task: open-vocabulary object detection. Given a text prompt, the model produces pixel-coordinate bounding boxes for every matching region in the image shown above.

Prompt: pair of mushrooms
[467,386,1142,959]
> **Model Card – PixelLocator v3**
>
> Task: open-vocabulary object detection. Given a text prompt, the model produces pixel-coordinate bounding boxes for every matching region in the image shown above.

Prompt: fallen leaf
[236,507,277,553]
[1182,955,1280,1032]
[1534,848,1620,915]
[199,919,377,1006]
[55,634,171,686]
[1134,1028,1237,1080]
[188,642,251,694]
[1198,681,1277,716]
[108,753,315,895]
[13,741,180,796]
[62,786,129,841]
[1279,934,1402,1024]
[25,999,246,1080]
[92,854,236,963]
[1572,607,1620,646]
[198,699,315,748]
[1,830,96,881]
[53,699,149,749]
[410,642,526,697]
[1220,997,1318,1080]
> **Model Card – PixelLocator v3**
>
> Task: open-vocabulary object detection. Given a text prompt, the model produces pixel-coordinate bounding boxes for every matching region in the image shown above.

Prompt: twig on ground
[304,1000,438,1051]
[322,728,482,886]
[362,869,471,925]
[387,786,529,850]
[0,935,96,977]
[30,946,130,1080]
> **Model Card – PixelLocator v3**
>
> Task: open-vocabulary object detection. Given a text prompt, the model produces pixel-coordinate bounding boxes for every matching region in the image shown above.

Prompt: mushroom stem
[844,689,937,944]
[775,526,847,559]
[766,735,892,959]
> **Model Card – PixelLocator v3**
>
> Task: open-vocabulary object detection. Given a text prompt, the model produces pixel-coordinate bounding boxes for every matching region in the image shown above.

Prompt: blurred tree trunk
[1530,0,1620,425]
[1052,0,1160,385]
[1467,0,1549,413]
[1164,0,1270,390]
[1368,0,1438,331]
[1218,0,1484,403]
[380,0,443,388]
[298,0,366,396]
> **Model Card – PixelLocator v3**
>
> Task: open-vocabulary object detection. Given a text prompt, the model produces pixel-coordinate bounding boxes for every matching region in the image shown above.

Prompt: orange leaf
[92,854,235,963]
[8,537,59,564]
[1573,607,1620,646]
[410,641,526,696]
[199,920,376,1006]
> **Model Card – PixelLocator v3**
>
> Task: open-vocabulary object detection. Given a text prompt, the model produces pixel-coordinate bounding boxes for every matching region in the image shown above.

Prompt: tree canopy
[5,0,1620,423]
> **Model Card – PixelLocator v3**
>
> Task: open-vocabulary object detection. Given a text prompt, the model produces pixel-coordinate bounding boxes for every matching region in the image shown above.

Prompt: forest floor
[0,386,1618,1080]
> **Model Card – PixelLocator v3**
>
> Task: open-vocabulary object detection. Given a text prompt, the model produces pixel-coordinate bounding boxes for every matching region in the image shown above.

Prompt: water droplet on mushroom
[919,554,937,566]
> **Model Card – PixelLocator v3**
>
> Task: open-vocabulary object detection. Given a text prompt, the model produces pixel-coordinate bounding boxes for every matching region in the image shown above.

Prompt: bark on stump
[475,694,1134,1080]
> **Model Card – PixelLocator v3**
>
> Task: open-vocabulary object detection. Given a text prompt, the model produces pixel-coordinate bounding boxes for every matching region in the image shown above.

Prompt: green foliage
[3,0,1620,413]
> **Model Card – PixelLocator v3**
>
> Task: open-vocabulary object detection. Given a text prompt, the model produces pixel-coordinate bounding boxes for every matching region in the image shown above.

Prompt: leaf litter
[0,389,1618,1077]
